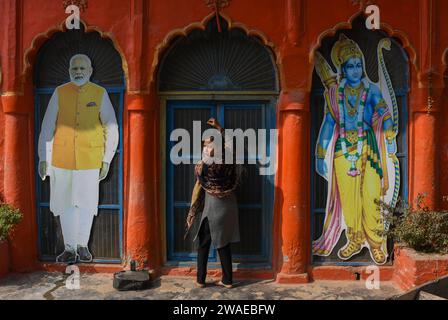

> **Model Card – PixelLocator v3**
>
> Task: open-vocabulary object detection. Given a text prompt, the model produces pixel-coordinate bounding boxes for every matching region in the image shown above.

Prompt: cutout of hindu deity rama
[313,34,401,265]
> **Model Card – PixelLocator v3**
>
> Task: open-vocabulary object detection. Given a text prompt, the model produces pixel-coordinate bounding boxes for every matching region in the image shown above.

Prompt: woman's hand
[195,161,203,176]
[186,211,195,229]
[207,118,222,131]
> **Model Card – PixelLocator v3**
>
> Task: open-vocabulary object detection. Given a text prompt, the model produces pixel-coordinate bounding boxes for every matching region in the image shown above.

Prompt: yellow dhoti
[334,144,384,249]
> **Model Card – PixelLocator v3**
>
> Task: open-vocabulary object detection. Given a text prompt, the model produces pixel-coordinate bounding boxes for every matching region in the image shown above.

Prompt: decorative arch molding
[20,19,129,95]
[443,48,447,66]
[149,12,280,89]
[308,12,418,90]
[443,48,448,83]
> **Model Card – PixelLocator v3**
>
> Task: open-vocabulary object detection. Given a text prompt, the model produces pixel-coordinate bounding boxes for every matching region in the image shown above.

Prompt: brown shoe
[217,280,233,289]
[195,281,206,288]
[338,241,362,260]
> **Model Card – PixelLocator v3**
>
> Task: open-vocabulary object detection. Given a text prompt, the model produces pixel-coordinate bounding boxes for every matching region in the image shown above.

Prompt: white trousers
[49,166,100,249]
[59,206,95,248]
[49,166,100,216]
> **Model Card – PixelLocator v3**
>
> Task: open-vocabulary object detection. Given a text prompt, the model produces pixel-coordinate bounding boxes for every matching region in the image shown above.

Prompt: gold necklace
[344,83,363,117]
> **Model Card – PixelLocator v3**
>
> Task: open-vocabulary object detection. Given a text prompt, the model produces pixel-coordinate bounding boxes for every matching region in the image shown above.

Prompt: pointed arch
[149,12,280,90]
[308,12,417,91]
[443,48,448,81]
[22,19,129,93]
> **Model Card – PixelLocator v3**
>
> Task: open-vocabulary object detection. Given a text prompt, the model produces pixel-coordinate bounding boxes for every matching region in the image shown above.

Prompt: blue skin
[316,57,396,179]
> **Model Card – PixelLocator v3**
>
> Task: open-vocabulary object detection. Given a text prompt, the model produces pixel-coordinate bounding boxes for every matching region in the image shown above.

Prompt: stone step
[417,291,447,300]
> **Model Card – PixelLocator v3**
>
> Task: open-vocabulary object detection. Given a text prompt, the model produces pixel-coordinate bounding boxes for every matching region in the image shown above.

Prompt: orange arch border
[307,12,418,91]
[21,19,130,95]
[443,48,448,79]
[148,12,281,91]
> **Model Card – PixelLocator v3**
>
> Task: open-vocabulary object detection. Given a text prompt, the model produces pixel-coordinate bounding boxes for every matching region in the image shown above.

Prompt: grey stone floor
[0,271,402,300]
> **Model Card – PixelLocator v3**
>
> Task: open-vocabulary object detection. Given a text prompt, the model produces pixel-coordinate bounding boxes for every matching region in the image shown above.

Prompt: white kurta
[37,83,119,250]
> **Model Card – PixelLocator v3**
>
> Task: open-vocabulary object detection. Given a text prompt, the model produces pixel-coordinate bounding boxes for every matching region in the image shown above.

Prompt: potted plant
[0,203,23,278]
[379,195,448,290]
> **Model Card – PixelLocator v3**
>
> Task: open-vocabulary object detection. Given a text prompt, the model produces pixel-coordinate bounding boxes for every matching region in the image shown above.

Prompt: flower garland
[337,79,369,177]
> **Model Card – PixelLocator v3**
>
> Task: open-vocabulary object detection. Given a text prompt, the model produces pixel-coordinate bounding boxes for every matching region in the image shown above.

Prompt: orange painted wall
[438,0,448,208]
[0,0,446,280]
[0,98,4,202]
[439,76,448,208]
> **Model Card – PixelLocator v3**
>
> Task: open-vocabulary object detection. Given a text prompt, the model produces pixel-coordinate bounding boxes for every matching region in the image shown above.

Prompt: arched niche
[157,16,279,93]
[157,16,278,265]
[33,24,125,263]
[310,15,410,265]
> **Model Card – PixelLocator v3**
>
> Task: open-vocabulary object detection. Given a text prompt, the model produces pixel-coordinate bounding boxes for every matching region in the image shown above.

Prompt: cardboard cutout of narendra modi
[38,54,119,264]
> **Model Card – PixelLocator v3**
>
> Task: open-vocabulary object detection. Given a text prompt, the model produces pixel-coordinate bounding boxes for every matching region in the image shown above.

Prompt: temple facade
[0,0,447,284]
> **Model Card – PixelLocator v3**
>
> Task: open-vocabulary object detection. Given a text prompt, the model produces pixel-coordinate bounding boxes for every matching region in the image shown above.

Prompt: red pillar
[410,88,441,208]
[125,93,161,272]
[2,94,37,272]
[275,89,310,284]
[0,98,4,201]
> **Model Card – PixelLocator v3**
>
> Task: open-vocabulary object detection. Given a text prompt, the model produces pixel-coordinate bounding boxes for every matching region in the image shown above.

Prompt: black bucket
[113,260,152,291]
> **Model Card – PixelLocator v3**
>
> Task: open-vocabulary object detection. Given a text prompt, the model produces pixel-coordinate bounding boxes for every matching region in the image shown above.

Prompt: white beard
[70,76,89,87]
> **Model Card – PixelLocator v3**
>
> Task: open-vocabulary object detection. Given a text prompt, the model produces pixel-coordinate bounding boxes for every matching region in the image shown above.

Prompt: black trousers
[197,217,233,285]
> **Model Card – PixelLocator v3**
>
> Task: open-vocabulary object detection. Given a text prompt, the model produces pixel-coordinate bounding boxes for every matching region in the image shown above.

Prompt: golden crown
[331,34,363,68]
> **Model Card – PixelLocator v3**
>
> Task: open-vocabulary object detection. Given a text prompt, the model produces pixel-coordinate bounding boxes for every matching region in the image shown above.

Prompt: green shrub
[379,194,448,254]
[0,203,23,242]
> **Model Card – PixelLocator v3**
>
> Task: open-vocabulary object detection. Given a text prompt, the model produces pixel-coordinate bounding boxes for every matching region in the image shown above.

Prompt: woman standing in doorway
[185,118,241,289]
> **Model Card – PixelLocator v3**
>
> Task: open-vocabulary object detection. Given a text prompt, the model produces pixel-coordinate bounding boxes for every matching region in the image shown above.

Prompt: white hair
[69,54,92,68]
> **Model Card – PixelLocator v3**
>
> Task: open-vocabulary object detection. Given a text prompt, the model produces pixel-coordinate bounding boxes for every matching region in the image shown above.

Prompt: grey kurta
[193,191,240,249]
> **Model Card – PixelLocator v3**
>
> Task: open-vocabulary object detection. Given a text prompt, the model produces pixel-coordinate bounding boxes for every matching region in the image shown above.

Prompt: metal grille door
[166,100,275,265]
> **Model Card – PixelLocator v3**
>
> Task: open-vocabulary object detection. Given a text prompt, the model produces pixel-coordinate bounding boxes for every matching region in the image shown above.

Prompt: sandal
[338,241,362,260]
[216,280,233,289]
[371,248,387,265]
[195,281,206,288]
